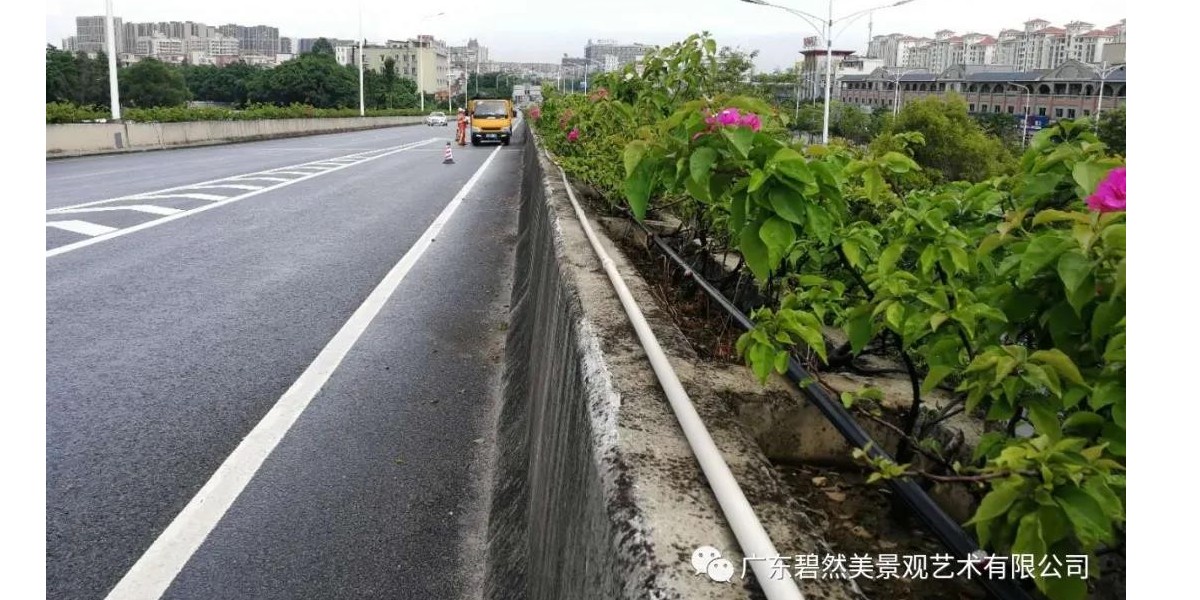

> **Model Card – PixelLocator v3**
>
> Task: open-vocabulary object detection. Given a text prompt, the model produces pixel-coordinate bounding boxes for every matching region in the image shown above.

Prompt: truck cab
[468,99,514,146]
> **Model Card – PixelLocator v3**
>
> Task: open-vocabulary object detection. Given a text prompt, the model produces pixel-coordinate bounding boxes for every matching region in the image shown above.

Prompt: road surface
[46,124,522,599]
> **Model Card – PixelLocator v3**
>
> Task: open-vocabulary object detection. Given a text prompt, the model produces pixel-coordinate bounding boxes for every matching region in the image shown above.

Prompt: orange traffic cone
[443,142,455,164]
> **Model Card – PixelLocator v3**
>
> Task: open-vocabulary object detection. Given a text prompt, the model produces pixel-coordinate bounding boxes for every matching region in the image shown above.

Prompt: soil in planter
[776,464,987,600]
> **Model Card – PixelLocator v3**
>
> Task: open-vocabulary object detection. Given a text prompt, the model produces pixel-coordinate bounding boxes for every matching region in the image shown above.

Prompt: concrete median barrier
[46,116,425,158]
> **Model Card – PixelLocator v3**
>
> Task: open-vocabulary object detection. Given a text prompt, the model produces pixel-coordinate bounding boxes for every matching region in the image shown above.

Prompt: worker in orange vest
[455,107,469,146]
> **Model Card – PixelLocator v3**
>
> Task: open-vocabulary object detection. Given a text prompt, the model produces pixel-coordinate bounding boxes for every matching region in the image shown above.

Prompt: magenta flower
[529,105,541,120]
[716,108,742,126]
[738,113,762,132]
[1086,167,1125,213]
[567,127,580,142]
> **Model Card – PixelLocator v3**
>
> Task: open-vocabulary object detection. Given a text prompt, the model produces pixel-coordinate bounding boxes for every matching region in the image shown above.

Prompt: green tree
[75,51,110,106]
[249,53,356,108]
[46,45,79,104]
[309,38,335,57]
[1096,105,1125,155]
[973,111,1021,149]
[875,93,1015,183]
[119,58,190,107]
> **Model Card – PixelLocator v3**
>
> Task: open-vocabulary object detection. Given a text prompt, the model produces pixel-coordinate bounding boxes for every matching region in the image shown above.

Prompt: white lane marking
[136,193,228,202]
[190,184,264,191]
[47,144,411,214]
[46,220,119,236]
[47,139,439,258]
[55,205,183,216]
[228,176,291,183]
[261,170,324,177]
[101,144,504,600]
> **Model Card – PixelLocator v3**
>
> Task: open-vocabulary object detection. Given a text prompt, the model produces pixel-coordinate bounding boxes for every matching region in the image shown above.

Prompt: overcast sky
[45,0,1126,71]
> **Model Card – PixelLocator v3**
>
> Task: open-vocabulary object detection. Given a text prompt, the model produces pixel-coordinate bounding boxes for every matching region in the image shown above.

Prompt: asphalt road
[46,124,522,599]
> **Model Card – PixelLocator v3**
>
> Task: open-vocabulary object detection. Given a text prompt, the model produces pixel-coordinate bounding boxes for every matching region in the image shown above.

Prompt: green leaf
[879,243,906,275]
[1040,571,1088,600]
[759,216,796,267]
[1030,349,1086,386]
[1101,223,1125,252]
[847,309,874,354]
[740,221,772,281]
[1088,381,1123,411]
[773,350,789,374]
[978,233,1004,257]
[688,147,717,185]
[805,202,833,244]
[930,312,949,332]
[1057,250,1092,296]
[684,174,711,203]
[721,126,756,159]
[1066,273,1095,315]
[623,140,648,178]
[747,169,767,193]
[922,365,955,394]
[775,156,817,189]
[1073,161,1114,198]
[1037,505,1071,545]
[862,167,886,202]
[730,192,747,234]
[1082,478,1122,521]
[768,186,806,225]
[1091,299,1124,342]
[1061,386,1087,410]
[1011,511,1047,559]
[842,240,863,269]
[1032,209,1087,227]
[1112,397,1125,428]
[748,341,775,384]
[1055,485,1114,547]
[1062,411,1105,438]
[1023,363,1063,397]
[885,302,905,334]
[974,432,1007,462]
[968,483,1023,525]
[881,151,919,173]
[1027,398,1062,440]
[791,322,828,363]
[1020,235,1069,283]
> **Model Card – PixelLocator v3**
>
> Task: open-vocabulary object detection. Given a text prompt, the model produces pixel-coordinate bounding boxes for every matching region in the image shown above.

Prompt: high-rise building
[584,39,653,73]
[75,15,124,55]
[280,37,294,55]
[886,17,1125,72]
[219,24,280,57]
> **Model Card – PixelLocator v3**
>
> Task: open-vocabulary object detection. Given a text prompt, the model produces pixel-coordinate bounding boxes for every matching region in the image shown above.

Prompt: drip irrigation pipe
[627,216,1035,600]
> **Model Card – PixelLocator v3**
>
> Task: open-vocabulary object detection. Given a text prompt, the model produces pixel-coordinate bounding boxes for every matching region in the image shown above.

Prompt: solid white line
[101,144,503,600]
[55,205,183,216]
[137,193,228,202]
[46,220,118,236]
[47,139,439,258]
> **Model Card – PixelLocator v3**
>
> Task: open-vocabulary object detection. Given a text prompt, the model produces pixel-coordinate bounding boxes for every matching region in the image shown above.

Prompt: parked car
[425,112,448,126]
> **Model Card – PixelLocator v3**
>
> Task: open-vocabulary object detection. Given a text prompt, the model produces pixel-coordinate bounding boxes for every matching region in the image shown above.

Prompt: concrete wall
[485,123,862,600]
[46,116,424,158]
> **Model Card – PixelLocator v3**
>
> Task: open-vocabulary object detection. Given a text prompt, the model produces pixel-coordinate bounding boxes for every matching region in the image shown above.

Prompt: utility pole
[105,0,120,120]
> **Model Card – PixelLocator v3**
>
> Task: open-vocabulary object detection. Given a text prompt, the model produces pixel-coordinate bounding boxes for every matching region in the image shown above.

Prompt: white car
[425,112,448,126]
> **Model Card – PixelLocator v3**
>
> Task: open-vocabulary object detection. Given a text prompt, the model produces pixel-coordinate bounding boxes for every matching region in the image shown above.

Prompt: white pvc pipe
[553,162,805,600]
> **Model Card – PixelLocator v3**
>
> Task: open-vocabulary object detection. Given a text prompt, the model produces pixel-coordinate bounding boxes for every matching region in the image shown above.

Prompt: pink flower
[716,108,742,126]
[567,127,580,142]
[529,106,541,120]
[738,113,762,132]
[1086,167,1126,213]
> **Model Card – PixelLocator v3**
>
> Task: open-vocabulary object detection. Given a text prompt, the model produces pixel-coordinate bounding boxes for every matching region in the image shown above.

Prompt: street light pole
[358,3,364,116]
[105,0,120,120]
[412,12,446,112]
[1011,83,1031,148]
[742,0,915,144]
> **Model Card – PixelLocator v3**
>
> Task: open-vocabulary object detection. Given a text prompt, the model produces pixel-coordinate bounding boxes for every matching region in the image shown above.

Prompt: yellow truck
[467,98,514,146]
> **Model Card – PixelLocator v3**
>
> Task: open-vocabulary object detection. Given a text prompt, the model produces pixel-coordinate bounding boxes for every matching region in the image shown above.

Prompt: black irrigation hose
[628,217,1034,600]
